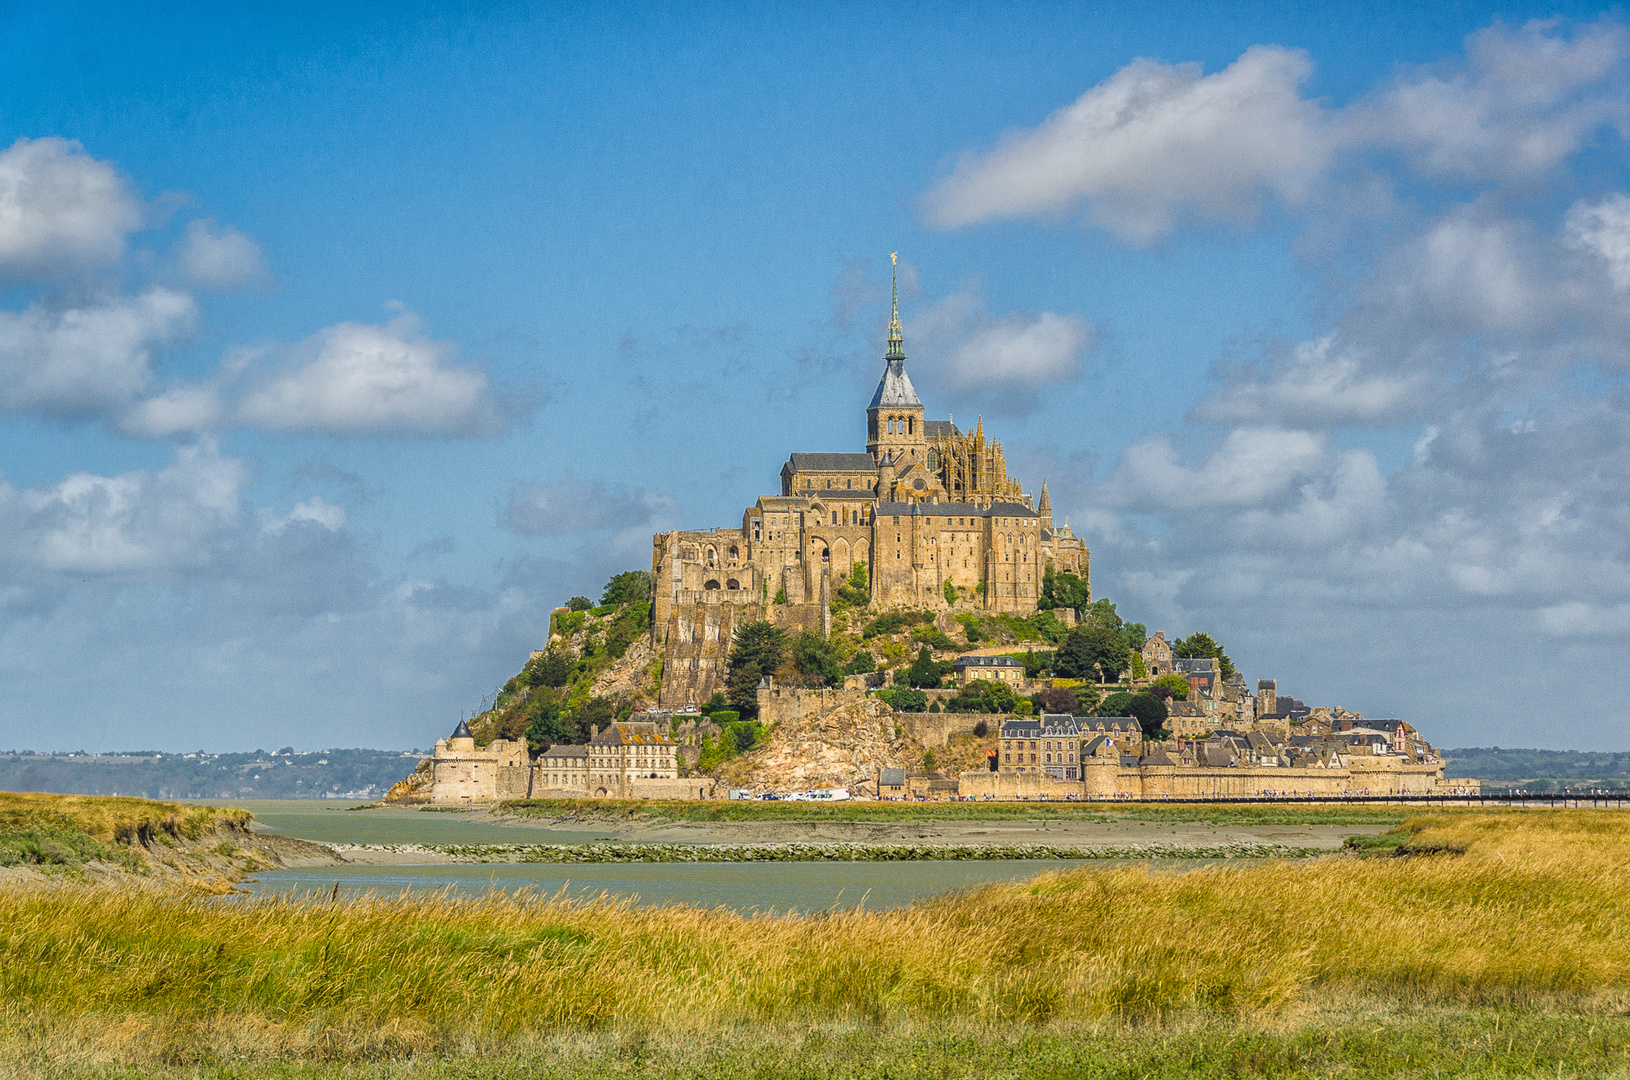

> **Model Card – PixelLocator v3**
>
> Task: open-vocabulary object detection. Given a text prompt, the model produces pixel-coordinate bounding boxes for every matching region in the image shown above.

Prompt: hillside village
[391,565,1468,804]
[392,280,1468,804]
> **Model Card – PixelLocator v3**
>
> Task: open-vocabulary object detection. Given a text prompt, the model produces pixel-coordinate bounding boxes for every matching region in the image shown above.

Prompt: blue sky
[2,2,1628,752]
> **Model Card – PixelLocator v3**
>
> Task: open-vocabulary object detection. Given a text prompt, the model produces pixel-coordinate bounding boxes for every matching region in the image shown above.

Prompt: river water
[218,799,1226,914]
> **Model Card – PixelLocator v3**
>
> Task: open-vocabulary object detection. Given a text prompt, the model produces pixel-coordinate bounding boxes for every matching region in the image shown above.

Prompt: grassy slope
[0,791,248,875]
[4,808,1629,1074]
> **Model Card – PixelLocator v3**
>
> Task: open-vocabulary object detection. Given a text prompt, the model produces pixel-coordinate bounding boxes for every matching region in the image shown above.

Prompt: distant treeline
[0,748,424,800]
[1444,747,1630,783]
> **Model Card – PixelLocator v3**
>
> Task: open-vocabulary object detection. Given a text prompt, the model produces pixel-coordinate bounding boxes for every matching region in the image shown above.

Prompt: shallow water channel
[222,799,1240,913]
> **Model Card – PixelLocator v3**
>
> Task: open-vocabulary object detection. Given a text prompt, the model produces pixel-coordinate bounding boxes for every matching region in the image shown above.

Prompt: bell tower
[866,254,926,468]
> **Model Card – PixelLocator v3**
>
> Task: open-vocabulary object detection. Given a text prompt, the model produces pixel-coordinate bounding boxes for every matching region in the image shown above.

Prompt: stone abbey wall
[959,757,1472,800]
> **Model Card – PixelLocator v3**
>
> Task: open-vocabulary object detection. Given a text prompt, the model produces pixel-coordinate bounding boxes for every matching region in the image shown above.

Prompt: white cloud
[1196,337,1428,428]
[1108,428,1328,510]
[119,384,225,438]
[904,289,1093,414]
[501,475,678,536]
[0,137,142,280]
[0,440,244,575]
[236,313,501,436]
[177,218,268,289]
[1565,193,1630,290]
[922,45,1331,242]
[0,289,196,419]
[1358,19,1630,180]
[260,496,348,534]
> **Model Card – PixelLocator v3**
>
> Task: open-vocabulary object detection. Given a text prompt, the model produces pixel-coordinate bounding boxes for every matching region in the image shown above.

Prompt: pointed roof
[1037,479,1052,520]
[869,259,922,410]
[452,719,472,739]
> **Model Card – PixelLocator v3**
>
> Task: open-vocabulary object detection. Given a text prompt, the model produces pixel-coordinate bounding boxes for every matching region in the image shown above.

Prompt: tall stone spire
[886,255,904,361]
[1038,478,1054,529]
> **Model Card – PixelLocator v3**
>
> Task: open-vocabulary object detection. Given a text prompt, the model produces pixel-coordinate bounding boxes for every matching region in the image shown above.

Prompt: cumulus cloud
[236,313,502,437]
[922,45,1331,242]
[501,474,678,537]
[0,137,142,280]
[1565,193,1630,290]
[905,289,1093,414]
[1195,337,1429,428]
[925,19,1630,244]
[1107,428,1328,511]
[1357,19,1630,180]
[0,289,196,420]
[0,440,244,575]
[176,218,268,289]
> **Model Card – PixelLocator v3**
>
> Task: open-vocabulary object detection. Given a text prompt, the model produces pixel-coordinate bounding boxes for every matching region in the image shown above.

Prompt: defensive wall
[959,757,1470,800]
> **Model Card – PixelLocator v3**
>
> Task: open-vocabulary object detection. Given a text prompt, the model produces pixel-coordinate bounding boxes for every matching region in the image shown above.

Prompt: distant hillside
[1445,747,1630,786]
[0,749,424,800]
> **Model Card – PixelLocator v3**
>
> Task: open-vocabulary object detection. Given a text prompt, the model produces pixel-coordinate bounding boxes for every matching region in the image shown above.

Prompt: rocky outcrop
[718,695,920,792]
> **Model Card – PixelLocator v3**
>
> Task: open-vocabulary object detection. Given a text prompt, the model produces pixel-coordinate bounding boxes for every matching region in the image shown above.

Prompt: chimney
[591,724,599,738]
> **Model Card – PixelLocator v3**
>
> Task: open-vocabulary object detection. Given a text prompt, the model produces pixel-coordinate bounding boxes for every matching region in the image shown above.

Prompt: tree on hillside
[947,679,1018,714]
[1173,631,1235,679]
[1148,674,1191,700]
[787,628,842,687]
[1055,626,1132,683]
[1120,621,1148,652]
[566,596,594,611]
[1031,686,1080,715]
[725,621,787,719]
[1096,691,1169,740]
[1040,565,1091,613]
[907,646,953,689]
[600,570,652,607]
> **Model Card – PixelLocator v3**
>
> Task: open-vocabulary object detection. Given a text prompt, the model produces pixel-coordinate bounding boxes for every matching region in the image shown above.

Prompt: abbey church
[651,270,1090,709]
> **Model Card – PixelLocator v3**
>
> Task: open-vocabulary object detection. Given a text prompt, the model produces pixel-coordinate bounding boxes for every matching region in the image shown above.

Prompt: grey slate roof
[953,655,1023,668]
[451,719,472,739]
[924,420,960,438]
[878,767,906,786]
[786,453,878,473]
[541,744,588,760]
[868,357,922,409]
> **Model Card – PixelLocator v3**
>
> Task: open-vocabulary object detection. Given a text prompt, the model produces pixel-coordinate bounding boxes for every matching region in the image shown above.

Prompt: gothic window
[704,580,721,590]
[726,579,740,590]
[908,417,914,435]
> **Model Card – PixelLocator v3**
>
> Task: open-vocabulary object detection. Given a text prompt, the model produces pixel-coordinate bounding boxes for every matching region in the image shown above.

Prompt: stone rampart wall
[899,710,993,748]
[960,759,1453,800]
[756,686,871,727]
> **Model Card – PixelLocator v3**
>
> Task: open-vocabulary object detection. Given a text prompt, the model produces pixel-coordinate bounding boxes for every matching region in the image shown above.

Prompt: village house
[952,654,1026,687]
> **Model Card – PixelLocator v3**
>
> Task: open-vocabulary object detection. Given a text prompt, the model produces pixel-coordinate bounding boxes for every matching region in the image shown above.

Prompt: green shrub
[566,596,594,612]
[863,610,935,639]
[911,625,958,651]
[711,710,739,725]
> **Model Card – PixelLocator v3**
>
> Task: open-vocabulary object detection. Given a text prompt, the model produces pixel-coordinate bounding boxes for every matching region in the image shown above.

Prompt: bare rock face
[721,696,921,792]
[588,638,657,704]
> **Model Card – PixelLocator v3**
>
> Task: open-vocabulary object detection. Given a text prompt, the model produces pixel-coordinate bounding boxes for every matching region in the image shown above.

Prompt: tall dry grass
[1,808,1627,1066]
[0,791,244,846]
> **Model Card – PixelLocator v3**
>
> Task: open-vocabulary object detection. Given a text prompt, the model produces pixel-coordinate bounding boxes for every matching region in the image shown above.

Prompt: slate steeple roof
[869,260,922,409]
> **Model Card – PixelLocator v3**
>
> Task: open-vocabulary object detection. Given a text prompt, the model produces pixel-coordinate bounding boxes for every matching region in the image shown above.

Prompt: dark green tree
[524,700,568,753]
[947,679,1019,714]
[789,628,843,687]
[883,687,928,712]
[1172,631,1235,679]
[1031,686,1080,715]
[565,696,617,742]
[1040,564,1092,613]
[1120,621,1148,652]
[907,646,951,689]
[724,621,787,720]
[600,570,652,607]
[844,650,877,675]
[566,596,594,611]
[1055,626,1132,683]
[1096,691,1169,739]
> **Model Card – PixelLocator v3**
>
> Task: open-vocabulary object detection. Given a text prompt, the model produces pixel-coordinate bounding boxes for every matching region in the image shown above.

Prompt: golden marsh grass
[1,807,1628,1072]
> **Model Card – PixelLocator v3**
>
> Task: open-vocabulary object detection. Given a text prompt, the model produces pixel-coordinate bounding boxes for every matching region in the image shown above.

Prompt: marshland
[2,792,1629,1077]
